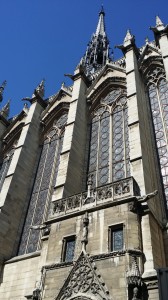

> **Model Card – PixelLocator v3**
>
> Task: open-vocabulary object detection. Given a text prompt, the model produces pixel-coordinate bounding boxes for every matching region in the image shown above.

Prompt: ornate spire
[81,7,110,77]
[0,100,10,119]
[0,80,7,103]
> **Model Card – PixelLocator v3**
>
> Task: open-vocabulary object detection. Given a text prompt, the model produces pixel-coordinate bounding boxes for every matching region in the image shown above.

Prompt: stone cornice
[41,249,143,272]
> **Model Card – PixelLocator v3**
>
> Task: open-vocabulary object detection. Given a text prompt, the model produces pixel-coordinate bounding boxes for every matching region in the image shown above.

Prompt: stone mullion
[41,137,60,225]
[109,110,113,183]
[96,116,101,187]
[157,83,168,148]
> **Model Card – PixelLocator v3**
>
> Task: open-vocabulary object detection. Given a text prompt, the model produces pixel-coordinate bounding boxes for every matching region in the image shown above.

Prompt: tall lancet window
[18,113,68,255]
[147,67,168,205]
[0,141,18,192]
[88,89,130,188]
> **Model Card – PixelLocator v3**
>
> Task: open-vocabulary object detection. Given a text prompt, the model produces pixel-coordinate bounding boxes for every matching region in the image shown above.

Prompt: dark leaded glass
[147,69,168,205]
[88,91,130,187]
[18,113,68,255]
[64,238,76,262]
[98,111,110,186]
[112,228,123,251]
[0,148,15,192]
[103,89,121,105]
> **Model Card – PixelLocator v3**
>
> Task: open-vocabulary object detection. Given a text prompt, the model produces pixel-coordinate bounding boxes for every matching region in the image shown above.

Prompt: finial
[145,36,149,44]
[0,99,10,119]
[126,256,141,286]
[156,15,164,27]
[0,80,7,103]
[61,82,65,89]
[23,102,29,114]
[32,79,45,99]
[124,29,133,43]
[99,4,105,16]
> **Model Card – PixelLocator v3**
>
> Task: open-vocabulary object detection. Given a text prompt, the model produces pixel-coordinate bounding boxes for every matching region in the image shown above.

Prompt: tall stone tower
[0,8,168,300]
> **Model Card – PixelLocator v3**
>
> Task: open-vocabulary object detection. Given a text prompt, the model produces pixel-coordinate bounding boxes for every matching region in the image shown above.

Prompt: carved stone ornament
[126,256,141,286]
[55,251,112,300]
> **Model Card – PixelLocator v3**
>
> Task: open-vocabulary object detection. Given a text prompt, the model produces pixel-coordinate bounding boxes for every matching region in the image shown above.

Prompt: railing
[49,177,140,218]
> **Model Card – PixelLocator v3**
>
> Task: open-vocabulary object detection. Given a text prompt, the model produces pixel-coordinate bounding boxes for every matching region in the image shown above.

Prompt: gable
[56,251,112,300]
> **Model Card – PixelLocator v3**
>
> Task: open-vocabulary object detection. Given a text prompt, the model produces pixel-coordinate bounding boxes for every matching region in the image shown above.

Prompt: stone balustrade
[49,177,140,218]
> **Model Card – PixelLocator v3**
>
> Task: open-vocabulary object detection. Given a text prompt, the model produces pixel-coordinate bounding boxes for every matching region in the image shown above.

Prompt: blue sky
[0,0,168,117]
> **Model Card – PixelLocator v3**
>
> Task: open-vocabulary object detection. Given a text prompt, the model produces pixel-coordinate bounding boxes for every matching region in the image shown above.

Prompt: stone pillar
[141,214,157,278]
[53,66,88,200]
[159,34,168,79]
[0,98,46,264]
[119,31,147,194]
[150,16,168,80]
[118,30,164,278]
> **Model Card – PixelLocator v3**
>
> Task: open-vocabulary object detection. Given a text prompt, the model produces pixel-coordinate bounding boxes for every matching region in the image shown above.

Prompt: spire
[96,6,105,36]
[0,80,7,103]
[81,7,110,78]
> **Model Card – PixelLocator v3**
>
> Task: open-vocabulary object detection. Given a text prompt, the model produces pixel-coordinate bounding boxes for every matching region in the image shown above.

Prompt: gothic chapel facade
[0,8,168,300]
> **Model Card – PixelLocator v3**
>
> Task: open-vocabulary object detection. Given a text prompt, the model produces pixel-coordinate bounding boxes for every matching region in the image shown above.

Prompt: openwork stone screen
[88,89,130,187]
[18,113,68,255]
[147,67,168,205]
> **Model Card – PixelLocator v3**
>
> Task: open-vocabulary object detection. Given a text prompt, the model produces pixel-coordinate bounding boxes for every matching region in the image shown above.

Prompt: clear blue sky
[0,0,168,117]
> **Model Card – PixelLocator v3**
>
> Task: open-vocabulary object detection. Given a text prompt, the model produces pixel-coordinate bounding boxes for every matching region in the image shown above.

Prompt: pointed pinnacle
[34,79,45,99]
[96,7,106,35]
[124,29,133,43]
[156,15,164,27]
[145,36,149,44]
[0,80,7,103]
[0,99,10,119]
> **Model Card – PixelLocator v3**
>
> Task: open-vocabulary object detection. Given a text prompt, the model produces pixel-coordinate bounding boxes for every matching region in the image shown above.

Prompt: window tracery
[0,140,18,192]
[18,113,68,255]
[88,89,130,188]
[147,67,168,205]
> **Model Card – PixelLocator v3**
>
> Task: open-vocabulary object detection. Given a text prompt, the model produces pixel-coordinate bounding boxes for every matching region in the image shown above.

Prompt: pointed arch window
[147,67,168,205]
[88,89,130,188]
[18,113,68,255]
[0,141,17,192]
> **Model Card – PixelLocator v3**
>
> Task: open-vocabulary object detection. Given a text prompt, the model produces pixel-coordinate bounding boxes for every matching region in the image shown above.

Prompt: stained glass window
[88,89,130,187]
[62,236,76,262]
[18,113,68,255]
[147,67,168,206]
[0,143,17,192]
[109,226,123,252]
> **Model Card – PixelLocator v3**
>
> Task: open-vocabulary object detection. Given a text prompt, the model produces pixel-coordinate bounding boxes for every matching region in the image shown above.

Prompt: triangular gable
[56,251,112,300]
[87,64,126,105]
[139,43,161,63]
